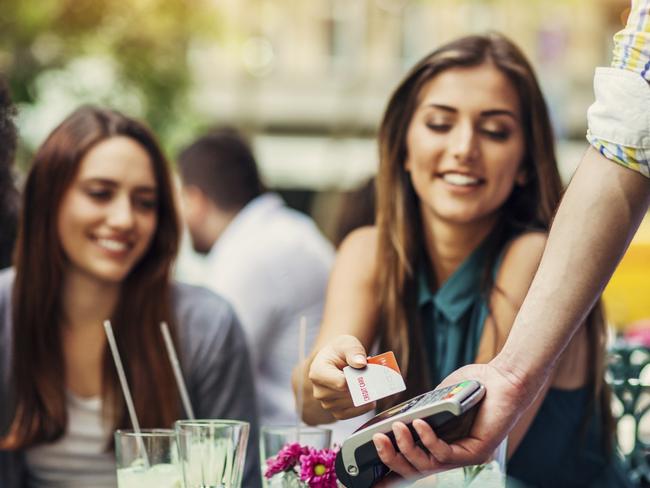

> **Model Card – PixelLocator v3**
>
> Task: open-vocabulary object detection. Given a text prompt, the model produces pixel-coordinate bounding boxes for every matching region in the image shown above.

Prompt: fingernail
[353,354,367,365]
[373,437,382,452]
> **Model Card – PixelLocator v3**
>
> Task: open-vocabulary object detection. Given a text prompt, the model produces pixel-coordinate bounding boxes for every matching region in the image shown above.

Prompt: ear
[182,185,209,217]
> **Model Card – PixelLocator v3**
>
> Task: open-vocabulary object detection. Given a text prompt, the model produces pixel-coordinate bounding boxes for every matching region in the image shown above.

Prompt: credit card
[343,351,406,407]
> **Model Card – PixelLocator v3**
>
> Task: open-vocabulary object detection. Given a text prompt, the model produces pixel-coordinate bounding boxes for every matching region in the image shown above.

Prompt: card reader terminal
[335,380,485,488]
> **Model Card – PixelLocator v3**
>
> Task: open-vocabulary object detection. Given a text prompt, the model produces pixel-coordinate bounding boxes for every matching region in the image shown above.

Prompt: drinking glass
[175,419,250,488]
[260,425,332,487]
[115,429,182,488]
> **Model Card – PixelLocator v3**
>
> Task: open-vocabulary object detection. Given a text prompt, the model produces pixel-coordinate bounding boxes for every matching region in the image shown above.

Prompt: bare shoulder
[316,226,380,348]
[477,232,549,361]
[338,226,378,257]
[335,226,379,280]
[500,231,547,271]
[494,231,547,305]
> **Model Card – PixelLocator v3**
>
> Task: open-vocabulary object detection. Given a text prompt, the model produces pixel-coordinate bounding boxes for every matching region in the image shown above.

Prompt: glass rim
[114,428,176,438]
[174,419,249,428]
[261,425,332,434]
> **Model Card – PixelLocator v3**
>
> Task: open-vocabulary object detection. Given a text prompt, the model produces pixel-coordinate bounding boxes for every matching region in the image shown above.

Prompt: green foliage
[0,0,223,156]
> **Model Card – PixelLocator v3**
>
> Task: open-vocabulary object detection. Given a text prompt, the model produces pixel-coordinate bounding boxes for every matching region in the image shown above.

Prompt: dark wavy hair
[0,76,18,269]
[1,106,182,449]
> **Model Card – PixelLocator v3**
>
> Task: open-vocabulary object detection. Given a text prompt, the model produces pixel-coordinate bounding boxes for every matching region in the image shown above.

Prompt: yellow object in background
[603,212,650,330]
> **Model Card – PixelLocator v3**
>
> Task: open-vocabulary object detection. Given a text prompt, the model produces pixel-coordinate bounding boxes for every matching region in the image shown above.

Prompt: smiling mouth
[439,173,484,187]
[95,237,132,253]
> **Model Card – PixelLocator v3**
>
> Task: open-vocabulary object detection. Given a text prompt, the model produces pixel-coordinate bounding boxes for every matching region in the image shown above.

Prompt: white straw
[103,320,149,466]
[160,321,195,420]
[297,316,307,440]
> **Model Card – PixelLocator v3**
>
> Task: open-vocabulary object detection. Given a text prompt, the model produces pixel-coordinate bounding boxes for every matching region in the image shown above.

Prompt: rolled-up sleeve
[587,0,650,178]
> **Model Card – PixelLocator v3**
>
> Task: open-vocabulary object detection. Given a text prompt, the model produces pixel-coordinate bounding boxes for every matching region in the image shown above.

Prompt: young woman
[294,34,628,487]
[0,106,261,488]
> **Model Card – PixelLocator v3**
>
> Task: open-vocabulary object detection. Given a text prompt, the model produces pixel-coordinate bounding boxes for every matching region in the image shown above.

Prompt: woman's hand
[308,334,377,420]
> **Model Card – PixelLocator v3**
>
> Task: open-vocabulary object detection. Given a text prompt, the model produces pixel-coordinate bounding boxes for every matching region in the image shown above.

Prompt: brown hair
[1,106,182,449]
[177,127,263,212]
[0,76,19,269]
[375,33,612,449]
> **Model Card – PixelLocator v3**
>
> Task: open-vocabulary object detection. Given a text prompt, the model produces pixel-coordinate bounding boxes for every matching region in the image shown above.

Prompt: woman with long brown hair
[294,33,628,486]
[0,106,260,487]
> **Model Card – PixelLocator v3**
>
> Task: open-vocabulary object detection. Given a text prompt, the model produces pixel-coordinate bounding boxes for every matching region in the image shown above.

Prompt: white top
[200,193,334,426]
[25,392,116,488]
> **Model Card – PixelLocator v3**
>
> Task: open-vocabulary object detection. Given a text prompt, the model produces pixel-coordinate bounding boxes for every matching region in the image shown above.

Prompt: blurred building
[187,0,629,191]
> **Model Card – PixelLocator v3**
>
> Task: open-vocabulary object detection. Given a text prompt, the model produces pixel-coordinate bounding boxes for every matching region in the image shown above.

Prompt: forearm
[497,148,649,391]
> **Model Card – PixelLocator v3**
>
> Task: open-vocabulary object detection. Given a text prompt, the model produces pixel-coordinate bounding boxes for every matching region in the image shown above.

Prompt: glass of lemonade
[175,419,250,488]
[115,429,182,488]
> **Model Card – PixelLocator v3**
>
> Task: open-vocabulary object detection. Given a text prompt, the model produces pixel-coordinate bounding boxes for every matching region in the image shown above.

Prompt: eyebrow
[426,103,518,120]
[81,178,157,193]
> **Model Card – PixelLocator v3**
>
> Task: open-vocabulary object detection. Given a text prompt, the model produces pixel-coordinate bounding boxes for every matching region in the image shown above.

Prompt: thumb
[337,335,367,369]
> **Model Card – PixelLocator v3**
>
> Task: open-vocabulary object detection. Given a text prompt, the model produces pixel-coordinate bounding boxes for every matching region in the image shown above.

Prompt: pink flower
[299,447,339,488]
[265,442,310,478]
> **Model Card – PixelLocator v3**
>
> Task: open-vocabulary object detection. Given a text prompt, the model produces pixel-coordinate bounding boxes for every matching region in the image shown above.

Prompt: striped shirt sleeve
[587,0,650,178]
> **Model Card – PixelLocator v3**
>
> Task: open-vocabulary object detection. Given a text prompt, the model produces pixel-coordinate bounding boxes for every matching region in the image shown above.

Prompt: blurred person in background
[0,76,19,270]
[0,107,261,488]
[333,177,376,248]
[295,32,629,487]
[177,128,335,427]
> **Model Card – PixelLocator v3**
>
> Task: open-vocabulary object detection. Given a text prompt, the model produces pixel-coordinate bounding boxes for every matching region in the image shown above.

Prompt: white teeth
[96,238,128,252]
[442,173,481,186]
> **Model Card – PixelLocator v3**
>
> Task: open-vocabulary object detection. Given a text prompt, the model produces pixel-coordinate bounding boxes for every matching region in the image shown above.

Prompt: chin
[89,265,135,285]
[192,242,212,255]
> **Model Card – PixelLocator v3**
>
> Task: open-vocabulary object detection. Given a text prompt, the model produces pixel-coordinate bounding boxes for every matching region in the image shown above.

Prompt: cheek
[56,197,83,243]
[491,164,524,204]
[142,215,158,244]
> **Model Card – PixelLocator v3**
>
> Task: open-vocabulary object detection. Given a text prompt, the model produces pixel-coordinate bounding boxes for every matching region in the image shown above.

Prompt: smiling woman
[0,106,261,488]
[295,33,629,487]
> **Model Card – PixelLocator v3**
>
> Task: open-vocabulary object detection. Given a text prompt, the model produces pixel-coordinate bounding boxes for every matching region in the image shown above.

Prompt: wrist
[491,346,551,407]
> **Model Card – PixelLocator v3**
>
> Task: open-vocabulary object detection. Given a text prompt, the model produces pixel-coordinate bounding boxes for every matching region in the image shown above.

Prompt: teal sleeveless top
[418,238,631,487]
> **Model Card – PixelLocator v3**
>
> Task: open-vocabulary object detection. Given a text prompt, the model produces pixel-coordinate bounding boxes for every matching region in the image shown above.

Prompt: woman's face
[57,136,158,285]
[404,62,526,229]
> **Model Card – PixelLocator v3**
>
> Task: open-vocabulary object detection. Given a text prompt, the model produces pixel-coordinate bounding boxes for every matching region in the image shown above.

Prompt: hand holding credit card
[343,351,406,406]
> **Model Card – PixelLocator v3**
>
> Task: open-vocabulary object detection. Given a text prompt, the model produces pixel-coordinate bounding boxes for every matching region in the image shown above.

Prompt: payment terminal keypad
[406,381,473,411]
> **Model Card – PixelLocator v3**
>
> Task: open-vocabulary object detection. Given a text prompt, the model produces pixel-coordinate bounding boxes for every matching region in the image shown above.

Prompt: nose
[106,194,135,230]
[450,122,479,163]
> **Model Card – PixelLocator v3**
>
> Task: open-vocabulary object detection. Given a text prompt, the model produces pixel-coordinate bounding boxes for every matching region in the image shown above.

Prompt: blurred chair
[608,341,650,487]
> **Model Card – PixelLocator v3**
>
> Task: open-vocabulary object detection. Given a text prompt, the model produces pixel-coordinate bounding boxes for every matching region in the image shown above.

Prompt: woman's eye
[86,189,112,201]
[425,122,452,133]
[134,198,158,211]
[481,128,510,141]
